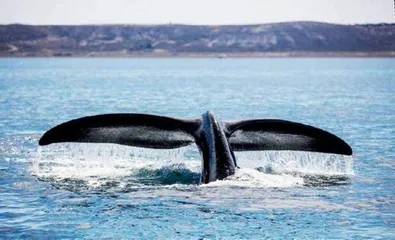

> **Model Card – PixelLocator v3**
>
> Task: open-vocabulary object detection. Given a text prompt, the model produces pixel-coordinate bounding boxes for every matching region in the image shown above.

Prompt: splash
[236,150,354,176]
[31,143,353,191]
[203,168,304,188]
[31,143,201,190]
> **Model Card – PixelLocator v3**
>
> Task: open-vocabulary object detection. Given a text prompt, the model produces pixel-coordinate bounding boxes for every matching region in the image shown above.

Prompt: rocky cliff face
[1,22,394,56]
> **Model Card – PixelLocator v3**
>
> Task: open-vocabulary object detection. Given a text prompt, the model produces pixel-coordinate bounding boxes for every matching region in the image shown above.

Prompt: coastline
[1,51,395,58]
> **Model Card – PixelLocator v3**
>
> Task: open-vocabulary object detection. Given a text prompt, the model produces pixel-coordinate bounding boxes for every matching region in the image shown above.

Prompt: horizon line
[1,20,394,27]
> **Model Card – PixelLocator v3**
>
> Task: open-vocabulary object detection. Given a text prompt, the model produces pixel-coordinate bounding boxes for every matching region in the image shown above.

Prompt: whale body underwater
[39,111,352,184]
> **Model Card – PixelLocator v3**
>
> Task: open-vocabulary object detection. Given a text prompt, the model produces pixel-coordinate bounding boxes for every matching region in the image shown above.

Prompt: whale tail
[225,119,352,155]
[39,113,352,156]
[39,114,201,149]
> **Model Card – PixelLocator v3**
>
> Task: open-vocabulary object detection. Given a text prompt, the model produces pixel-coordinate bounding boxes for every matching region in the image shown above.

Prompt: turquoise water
[0,58,394,239]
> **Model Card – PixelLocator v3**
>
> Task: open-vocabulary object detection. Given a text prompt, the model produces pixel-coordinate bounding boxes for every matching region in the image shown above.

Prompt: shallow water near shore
[0,58,394,239]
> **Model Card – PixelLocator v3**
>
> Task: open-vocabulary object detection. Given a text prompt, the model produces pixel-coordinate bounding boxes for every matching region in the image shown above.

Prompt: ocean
[0,58,394,239]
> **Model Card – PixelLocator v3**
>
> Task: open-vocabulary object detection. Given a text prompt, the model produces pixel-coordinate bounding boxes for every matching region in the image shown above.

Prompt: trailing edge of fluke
[39,111,352,184]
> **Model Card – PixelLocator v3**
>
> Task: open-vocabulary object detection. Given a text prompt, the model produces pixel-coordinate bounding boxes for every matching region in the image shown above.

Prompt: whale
[39,111,352,184]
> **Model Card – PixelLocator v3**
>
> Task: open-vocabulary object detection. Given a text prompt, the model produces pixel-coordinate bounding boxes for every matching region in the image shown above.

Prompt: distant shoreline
[1,51,395,58]
[2,22,394,57]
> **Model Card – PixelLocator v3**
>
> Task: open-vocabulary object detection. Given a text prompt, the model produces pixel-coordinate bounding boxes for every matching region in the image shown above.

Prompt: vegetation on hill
[0,22,394,57]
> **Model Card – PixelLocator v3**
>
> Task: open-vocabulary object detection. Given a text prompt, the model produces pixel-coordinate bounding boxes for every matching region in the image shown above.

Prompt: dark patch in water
[134,166,200,185]
[199,207,216,214]
[301,175,351,187]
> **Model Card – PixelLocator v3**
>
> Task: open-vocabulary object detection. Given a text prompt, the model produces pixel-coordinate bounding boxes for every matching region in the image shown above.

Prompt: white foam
[31,143,201,188]
[31,143,353,189]
[203,168,304,188]
[236,151,354,176]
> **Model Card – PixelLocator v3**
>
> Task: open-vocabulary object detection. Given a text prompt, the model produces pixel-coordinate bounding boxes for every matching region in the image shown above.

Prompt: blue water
[0,58,394,239]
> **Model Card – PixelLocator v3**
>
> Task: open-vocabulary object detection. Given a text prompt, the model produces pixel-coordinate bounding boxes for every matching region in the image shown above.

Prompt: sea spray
[31,143,353,191]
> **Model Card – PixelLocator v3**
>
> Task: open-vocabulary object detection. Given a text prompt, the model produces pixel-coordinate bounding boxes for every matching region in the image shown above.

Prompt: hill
[0,22,394,57]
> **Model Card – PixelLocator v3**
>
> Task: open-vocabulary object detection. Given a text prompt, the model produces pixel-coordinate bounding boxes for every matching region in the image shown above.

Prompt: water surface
[0,58,394,239]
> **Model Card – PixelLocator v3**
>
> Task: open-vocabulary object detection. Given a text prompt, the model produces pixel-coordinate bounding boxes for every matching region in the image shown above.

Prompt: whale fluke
[39,114,201,149]
[226,119,352,156]
[39,111,352,183]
